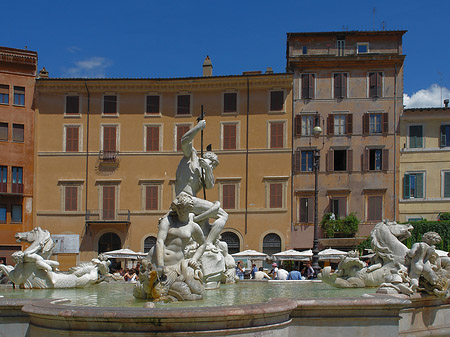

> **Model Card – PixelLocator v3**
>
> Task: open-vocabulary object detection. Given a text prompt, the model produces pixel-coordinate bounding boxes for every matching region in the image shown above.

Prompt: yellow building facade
[399,106,450,221]
[34,68,293,269]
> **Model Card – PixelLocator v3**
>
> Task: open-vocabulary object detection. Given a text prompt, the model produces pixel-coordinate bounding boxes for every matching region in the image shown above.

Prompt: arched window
[220,231,240,254]
[262,233,281,256]
[144,236,157,253]
[98,232,121,254]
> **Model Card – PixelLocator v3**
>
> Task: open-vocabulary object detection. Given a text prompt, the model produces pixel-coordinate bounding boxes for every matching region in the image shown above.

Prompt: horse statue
[321,220,414,293]
[0,227,111,289]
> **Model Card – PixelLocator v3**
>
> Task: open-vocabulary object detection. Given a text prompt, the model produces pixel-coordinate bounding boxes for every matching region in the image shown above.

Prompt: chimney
[38,67,49,79]
[265,67,274,74]
[444,99,449,108]
[202,56,212,77]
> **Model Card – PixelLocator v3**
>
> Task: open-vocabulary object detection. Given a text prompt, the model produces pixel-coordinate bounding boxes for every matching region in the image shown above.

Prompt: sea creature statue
[0,227,111,289]
[321,220,450,297]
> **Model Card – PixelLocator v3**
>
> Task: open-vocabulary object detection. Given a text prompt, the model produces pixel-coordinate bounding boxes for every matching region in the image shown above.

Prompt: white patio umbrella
[318,248,348,261]
[273,249,312,261]
[231,249,268,261]
[103,248,147,260]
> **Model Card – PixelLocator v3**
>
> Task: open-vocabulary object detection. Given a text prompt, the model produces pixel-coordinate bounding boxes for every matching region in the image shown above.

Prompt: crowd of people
[110,263,141,282]
[235,260,319,280]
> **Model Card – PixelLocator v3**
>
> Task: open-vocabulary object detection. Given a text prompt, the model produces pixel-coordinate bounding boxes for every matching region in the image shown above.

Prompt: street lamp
[311,112,324,276]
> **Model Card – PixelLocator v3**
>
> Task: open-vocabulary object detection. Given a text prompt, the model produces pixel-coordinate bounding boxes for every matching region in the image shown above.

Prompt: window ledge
[400,198,450,203]
[401,147,450,153]
[175,114,193,118]
[101,114,119,118]
[64,114,81,118]
[144,113,162,117]
[268,110,286,114]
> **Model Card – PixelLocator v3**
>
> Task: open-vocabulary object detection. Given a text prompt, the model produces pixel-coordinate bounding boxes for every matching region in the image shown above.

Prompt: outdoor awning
[318,248,348,261]
[103,248,147,260]
[272,249,312,261]
[231,249,268,261]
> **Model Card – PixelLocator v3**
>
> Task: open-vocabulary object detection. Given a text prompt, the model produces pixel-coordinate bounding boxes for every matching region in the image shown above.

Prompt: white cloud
[67,46,81,54]
[62,57,112,78]
[403,84,450,108]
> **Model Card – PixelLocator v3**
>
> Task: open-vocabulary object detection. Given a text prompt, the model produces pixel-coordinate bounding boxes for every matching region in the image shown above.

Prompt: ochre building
[34,62,293,269]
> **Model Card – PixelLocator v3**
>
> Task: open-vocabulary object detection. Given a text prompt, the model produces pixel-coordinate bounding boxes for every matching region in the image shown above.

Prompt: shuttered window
[440,125,450,147]
[369,72,382,98]
[103,95,117,114]
[65,126,79,152]
[270,122,284,149]
[145,185,158,210]
[301,74,315,99]
[146,126,159,152]
[409,125,423,148]
[223,93,237,113]
[13,86,25,106]
[176,125,190,151]
[294,115,302,137]
[334,73,347,98]
[367,196,382,221]
[11,205,22,223]
[65,186,78,211]
[270,91,284,111]
[103,126,117,152]
[0,166,7,193]
[223,124,237,150]
[12,124,24,142]
[0,123,7,141]
[0,84,9,104]
[222,184,236,209]
[102,186,115,220]
[177,95,190,115]
[269,183,283,208]
[330,197,346,219]
[66,96,79,115]
[403,173,424,199]
[146,95,160,114]
[444,172,450,198]
[299,197,314,223]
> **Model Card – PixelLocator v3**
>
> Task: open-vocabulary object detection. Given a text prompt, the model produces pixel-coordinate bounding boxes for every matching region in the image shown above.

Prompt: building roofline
[287,30,407,38]
[404,107,450,112]
[0,46,38,57]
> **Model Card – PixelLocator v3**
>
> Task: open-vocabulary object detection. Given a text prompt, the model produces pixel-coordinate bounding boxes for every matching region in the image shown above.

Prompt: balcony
[99,150,119,163]
[85,209,130,224]
[0,182,23,195]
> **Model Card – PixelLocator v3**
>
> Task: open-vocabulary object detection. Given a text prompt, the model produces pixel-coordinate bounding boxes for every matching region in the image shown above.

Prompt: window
[222,123,237,150]
[443,171,450,198]
[301,74,315,99]
[369,149,382,171]
[334,115,346,135]
[409,125,423,148]
[327,149,352,172]
[0,123,7,141]
[362,148,388,171]
[262,233,281,256]
[145,185,159,210]
[0,166,6,193]
[64,186,78,211]
[176,124,190,151]
[221,232,240,254]
[12,124,24,142]
[177,94,191,115]
[363,113,388,135]
[302,46,308,55]
[333,73,347,98]
[11,167,23,193]
[330,197,346,219]
[367,196,382,221]
[144,236,157,253]
[337,39,345,56]
[145,125,160,152]
[223,92,237,113]
[369,72,383,98]
[0,204,6,223]
[357,43,369,54]
[269,121,284,149]
[103,95,117,114]
[327,114,353,136]
[102,185,116,220]
[146,95,160,114]
[302,115,314,136]
[13,86,25,106]
[298,197,314,223]
[11,205,22,223]
[300,150,313,172]
[440,125,450,147]
[270,183,282,208]
[222,184,236,209]
[0,85,9,104]
[102,126,117,152]
[66,96,79,115]
[65,126,79,152]
[270,90,284,112]
[404,173,424,199]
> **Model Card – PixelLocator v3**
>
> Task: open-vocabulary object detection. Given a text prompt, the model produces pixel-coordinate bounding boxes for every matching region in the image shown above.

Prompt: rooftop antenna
[373,8,376,30]
[382,21,386,30]
[438,71,443,107]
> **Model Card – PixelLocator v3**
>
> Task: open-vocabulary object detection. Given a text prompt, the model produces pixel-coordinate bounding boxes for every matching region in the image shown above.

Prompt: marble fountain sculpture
[134,118,237,302]
[0,227,112,288]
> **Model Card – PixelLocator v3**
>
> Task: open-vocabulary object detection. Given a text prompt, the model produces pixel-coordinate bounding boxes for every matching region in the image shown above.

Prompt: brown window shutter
[66,127,79,152]
[104,95,117,114]
[377,72,382,97]
[294,115,302,137]
[308,197,314,223]
[363,114,369,135]
[382,149,389,171]
[347,149,353,171]
[146,126,159,151]
[66,96,79,114]
[222,184,236,209]
[382,113,389,134]
[270,183,282,208]
[146,96,160,114]
[346,114,353,134]
[310,74,315,98]
[362,149,369,172]
[339,197,347,217]
[146,185,158,210]
[327,115,334,135]
[223,124,237,150]
[327,149,333,172]
[224,93,237,113]
[102,186,115,220]
[301,74,309,98]
[270,122,284,149]
[65,186,77,211]
[270,91,284,111]
[294,150,301,173]
[103,126,116,152]
[177,95,191,115]
[334,73,340,98]
[0,123,7,141]
[369,72,376,97]
[342,73,348,97]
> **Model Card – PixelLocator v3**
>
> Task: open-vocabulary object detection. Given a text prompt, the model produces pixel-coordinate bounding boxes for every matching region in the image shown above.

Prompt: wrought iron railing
[85,209,130,223]
[99,150,119,162]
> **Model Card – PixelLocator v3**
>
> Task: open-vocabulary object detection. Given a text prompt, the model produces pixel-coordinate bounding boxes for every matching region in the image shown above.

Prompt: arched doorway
[220,231,240,254]
[98,232,121,270]
[143,236,157,253]
[262,233,281,256]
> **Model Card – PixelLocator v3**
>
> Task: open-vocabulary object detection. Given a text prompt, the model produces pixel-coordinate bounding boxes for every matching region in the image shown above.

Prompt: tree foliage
[320,212,359,238]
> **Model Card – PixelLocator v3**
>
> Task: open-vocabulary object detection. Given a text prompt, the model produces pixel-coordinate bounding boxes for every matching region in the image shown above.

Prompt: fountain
[1,119,450,336]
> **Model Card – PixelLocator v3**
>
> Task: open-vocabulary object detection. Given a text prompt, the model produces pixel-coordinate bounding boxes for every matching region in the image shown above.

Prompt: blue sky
[3,0,449,107]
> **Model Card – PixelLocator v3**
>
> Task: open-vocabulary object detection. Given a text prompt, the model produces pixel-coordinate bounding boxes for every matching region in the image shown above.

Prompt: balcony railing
[85,209,130,223]
[99,150,119,162]
[0,182,23,194]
